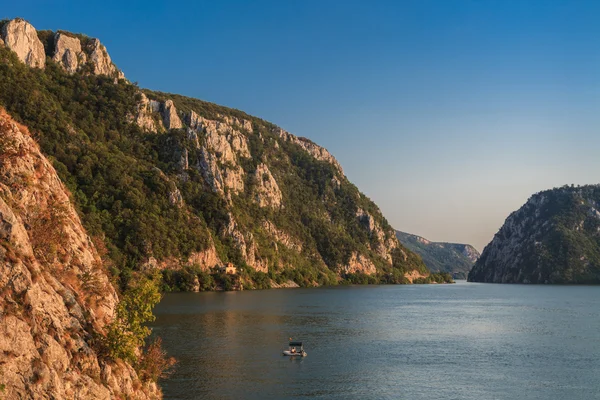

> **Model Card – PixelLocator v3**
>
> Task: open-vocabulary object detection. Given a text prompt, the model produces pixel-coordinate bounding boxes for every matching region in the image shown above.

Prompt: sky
[3,0,600,251]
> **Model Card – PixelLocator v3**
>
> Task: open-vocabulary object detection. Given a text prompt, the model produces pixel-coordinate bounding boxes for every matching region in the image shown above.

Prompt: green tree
[106,271,162,362]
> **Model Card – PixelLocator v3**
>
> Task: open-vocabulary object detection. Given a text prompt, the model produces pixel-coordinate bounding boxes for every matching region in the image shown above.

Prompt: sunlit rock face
[1,18,45,68]
[52,32,87,73]
[88,38,124,79]
[0,109,159,399]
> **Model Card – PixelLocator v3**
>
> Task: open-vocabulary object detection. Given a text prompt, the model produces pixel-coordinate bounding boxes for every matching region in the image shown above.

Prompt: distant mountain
[395,231,480,279]
[469,185,600,284]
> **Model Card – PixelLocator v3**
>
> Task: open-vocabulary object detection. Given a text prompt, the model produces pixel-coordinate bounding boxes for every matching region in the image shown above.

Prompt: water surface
[152,281,600,399]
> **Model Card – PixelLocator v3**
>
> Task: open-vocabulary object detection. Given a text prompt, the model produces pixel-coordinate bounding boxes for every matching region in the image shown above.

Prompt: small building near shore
[217,262,237,275]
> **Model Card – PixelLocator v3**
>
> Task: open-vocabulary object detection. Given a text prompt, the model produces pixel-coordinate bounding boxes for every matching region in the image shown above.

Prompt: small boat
[282,341,307,357]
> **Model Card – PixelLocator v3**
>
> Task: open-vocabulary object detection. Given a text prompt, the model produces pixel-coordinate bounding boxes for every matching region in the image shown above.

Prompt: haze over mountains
[396,231,479,279]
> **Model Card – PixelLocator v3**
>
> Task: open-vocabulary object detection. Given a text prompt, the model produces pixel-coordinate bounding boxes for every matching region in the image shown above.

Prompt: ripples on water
[151,281,600,399]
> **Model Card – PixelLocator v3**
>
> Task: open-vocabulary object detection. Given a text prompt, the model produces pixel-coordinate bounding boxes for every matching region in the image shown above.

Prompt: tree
[106,271,162,362]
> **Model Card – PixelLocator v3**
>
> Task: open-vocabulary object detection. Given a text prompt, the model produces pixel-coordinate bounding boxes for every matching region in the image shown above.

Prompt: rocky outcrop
[197,147,245,195]
[356,208,395,264]
[52,32,86,74]
[404,270,428,283]
[222,213,267,272]
[132,93,161,132]
[88,38,124,79]
[194,116,246,195]
[1,18,45,68]
[161,100,182,130]
[270,280,300,288]
[343,252,377,275]
[253,163,282,208]
[396,230,480,279]
[468,185,600,284]
[0,109,158,399]
[0,18,126,78]
[187,241,222,271]
[188,111,251,159]
[277,127,344,175]
[261,220,303,253]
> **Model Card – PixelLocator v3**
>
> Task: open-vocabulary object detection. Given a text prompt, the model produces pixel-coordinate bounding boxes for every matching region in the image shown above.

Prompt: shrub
[136,337,176,382]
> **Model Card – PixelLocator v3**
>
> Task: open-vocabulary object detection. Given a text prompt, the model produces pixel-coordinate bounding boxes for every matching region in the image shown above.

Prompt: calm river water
[152,281,600,399]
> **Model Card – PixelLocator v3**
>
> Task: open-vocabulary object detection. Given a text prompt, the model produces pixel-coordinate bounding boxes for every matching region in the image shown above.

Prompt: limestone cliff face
[0,18,430,288]
[161,100,182,130]
[52,32,87,74]
[469,185,600,284]
[357,208,396,264]
[343,252,376,275]
[1,19,45,68]
[276,127,344,175]
[0,109,158,398]
[1,18,124,78]
[133,93,161,132]
[88,38,124,79]
[253,163,282,208]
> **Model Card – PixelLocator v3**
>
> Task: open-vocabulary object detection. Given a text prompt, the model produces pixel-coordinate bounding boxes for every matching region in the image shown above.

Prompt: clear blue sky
[3,0,600,251]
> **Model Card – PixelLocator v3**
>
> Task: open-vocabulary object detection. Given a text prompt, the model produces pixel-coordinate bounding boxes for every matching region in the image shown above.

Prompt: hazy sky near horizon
[3,0,600,251]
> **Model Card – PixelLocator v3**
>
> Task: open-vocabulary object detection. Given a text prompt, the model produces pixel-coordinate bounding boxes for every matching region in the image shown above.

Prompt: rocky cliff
[468,185,600,283]
[0,18,45,69]
[0,17,431,293]
[0,18,124,78]
[0,109,158,398]
[396,231,480,279]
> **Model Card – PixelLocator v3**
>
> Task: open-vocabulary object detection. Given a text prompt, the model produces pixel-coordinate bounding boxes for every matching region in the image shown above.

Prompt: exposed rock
[88,38,124,79]
[197,147,224,193]
[187,241,222,271]
[0,109,157,399]
[404,270,428,283]
[187,111,251,159]
[469,185,600,284]
[222,165,245,193]
[261,220,303,253]
[162,100,182,130]
[222,213,267,272]
[270,280,300,288]
[253,163,282,208]
[331,175,341,189]
[149,99,161,113]
[52,32,86,74]
[187,127,200,148]
[1,18,45,68]
[356,208,392,264]
[133,93,161,132]
[343,252,377,275]
[168,186,183,207]
[276,127,344,175]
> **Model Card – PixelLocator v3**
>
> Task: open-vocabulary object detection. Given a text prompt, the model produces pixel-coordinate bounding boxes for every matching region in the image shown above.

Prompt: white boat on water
[282,341,307,357]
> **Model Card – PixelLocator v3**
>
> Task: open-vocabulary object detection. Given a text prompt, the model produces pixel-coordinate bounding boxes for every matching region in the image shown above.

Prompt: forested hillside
[0,18,447,291]
[469,185,600,283]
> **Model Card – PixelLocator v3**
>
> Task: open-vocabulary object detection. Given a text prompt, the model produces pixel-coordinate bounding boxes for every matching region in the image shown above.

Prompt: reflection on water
[152,282,600,400]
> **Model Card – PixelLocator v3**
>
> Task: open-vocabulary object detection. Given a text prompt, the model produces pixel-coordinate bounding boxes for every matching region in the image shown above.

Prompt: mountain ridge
[0,17,445,294]
[468,184,600,283]
[396,230,479,279]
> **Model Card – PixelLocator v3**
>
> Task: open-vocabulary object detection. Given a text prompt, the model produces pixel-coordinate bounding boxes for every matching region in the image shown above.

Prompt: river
[152,281,600,399]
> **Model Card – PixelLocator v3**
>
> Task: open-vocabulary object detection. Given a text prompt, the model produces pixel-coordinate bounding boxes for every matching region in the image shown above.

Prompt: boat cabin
[288,341,303,353]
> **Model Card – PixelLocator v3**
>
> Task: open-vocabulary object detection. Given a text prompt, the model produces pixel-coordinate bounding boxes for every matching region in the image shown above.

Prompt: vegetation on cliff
[396,231,479,279]
[0,28,437,290]
[469,185,600,283]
